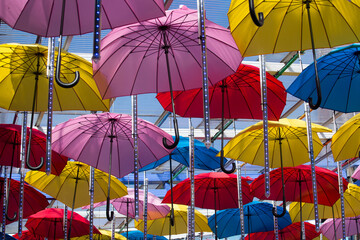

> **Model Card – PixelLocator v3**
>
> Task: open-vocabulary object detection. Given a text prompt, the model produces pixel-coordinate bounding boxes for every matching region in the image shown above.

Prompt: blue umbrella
[0,232,16,240]
[140,136,227,171]
[120,230,167,240]
[208,201,292,239]
[287,44,360,113]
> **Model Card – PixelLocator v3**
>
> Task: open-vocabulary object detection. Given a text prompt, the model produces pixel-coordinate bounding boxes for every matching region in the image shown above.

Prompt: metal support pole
[89,166,95,240]
[2,167,8,240]
[111,205,116,239]
[304,102,319,231]
[260,55,270,197]
[18,112,28,236]
[236,162,244,240]
[197,0,211,149]
[188,122,195,240]
[46,37,55,175]
[273,202,279,240]
[132,95,139,220]
[143,177,148,239]
[63,205,68,240]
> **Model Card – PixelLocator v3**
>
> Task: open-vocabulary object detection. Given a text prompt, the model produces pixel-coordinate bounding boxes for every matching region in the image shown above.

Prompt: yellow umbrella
[331,113,360,161]
[221,118,331,168]
[98,230,127,240]
[0,43,109,112]
[228,0,360,57]
[135,204,211,236]
[289,183,360,222]
[25,161,127,209]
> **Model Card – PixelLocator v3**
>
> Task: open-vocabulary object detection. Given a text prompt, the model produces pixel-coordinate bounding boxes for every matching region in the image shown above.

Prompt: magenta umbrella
[320,216,360,240]
[93,5,242,148]
[52,112,174,221]
[83,188,170,238]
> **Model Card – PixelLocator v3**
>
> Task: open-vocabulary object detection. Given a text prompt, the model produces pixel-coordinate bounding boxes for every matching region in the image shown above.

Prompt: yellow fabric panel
[25,161,127,209]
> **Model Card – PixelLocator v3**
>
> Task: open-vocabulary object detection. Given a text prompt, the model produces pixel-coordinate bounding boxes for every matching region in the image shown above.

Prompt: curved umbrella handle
[5,210,17,221]
[308,75,322,110]
[26,156,44,171]
[220,152,235,174]
[249,0,264,27]
[163,118,180,149]
[106,196,114,221]
[272,194,286,217]
[55,36,80,89]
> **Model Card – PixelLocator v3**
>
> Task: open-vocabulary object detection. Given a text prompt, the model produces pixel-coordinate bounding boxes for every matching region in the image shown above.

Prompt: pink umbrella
[320,216,360,240]
[52,112,173,221]
[83,188,170,238]
[93,5,242,148]
[352,165,360,180]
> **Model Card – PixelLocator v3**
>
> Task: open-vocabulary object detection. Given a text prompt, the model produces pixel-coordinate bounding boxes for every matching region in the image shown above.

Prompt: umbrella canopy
[25,208,101,239]
[25,161,127,209]
[250,165,348,206]
[331,113,360,161]
[2,232,20,240]
[289,183,360,222]
[162,172,253,210]
[0,43,109,112]
[221,118,332,168]
[83,188,170,220]
[156,63,286,120]
[0,0,165,37]
[69,230,126,240]
[287,44,360,113]
[0,177,49,225]
[320,216,360,240]
[92,5,242,99]
[52,112,174,178]
[208,202,292,239]
[135,204,211,236]
[120,230,167,240]
[13,230,46,239]
[245,222,320,240]
[228,0,360,57]
[352,165,360,180]
[140,136,228,171]
[0,124,67,175]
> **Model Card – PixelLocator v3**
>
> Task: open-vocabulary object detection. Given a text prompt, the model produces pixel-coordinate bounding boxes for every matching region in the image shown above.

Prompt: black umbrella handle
[163,118,179,149]
[5,180,17,221]
[220,152,235,174]
[305,0,322,110]
[272,203,286,218]
[249,0,264,27]
[106,196,114,221]
[55,37,80,89]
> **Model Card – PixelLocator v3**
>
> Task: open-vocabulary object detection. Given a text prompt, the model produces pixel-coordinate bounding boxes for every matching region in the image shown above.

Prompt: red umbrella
[0,177,49,225]
[0,124,67,175]
[250,165,348,206]
[156,64,286,120]
[245,222,320,240]
[13,230,47,240]
[25,208,101,239]
[162,172,253,210]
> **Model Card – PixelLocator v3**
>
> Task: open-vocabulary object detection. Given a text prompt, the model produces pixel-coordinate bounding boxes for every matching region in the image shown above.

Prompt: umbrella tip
[204,141,211,149]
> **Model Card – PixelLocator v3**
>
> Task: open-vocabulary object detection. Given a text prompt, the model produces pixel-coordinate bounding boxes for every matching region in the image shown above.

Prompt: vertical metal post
[18,111,28,236]
[273,202,279,240]
[2,167,8,240]
[188,121,195,240]
[63,205,68,240]
[143,177,148,239]
[236,162,244,240]
[89,166,95,240]
[92,0,102,61]
[260,55,270,197]
[46,37,55,175]
[132,95,139,220]
[333,111,346,240]
[197,0,211,149]
[304,102,319,231]
[111,205,116,239]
